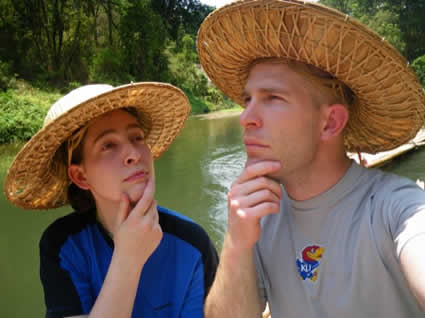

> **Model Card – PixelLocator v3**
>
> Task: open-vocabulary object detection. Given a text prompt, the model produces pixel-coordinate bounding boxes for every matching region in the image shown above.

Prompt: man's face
[240,61,325,182]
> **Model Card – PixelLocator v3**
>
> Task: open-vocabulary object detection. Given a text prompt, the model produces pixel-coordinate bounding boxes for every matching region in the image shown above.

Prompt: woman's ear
[320,104,349,140]
[68,165,90,190]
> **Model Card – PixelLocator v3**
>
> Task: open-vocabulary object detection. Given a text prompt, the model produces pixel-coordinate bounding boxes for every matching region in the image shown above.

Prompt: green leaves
[318,0,425,62]
[0,86,60,143]
[412,55,425,88]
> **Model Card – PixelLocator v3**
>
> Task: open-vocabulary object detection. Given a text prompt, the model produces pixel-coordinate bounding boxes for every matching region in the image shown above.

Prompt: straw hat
[197,0,425,154]
[5,82,190,210]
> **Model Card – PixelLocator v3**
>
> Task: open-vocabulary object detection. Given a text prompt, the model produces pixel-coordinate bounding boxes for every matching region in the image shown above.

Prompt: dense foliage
[319,0,425,62]
[0,0,424,143]
[0,0,238,143]
[412,55,425,88]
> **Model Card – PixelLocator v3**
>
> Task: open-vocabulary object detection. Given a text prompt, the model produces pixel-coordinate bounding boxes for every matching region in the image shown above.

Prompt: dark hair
[66,131,96,214]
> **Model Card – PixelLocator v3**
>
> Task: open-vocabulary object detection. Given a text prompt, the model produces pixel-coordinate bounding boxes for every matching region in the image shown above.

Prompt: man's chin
[245,158,282,183]
[245,157,265,167]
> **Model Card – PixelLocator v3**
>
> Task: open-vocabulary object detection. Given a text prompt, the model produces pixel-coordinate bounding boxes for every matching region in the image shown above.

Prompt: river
[1,112,425,317]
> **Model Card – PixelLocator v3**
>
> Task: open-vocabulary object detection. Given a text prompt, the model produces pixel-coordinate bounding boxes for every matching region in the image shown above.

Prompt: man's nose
[240,98,262,128]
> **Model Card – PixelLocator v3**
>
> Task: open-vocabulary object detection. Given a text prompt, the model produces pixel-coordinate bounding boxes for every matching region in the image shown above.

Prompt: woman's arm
[86,178,162,318]
[43,178,162,318]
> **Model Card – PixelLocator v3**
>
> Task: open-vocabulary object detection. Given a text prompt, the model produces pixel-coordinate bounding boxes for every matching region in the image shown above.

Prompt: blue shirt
[40,206,218,318]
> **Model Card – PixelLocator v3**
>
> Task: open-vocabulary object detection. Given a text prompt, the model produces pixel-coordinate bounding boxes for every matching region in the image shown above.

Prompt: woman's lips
[124,171,148,182]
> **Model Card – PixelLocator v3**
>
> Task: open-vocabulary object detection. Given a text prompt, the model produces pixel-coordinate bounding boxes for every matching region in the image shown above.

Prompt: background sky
[201,0,318,8]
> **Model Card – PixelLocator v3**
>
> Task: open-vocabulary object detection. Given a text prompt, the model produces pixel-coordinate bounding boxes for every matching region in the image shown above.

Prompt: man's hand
[112,176,163,267]
[227,160,282,250]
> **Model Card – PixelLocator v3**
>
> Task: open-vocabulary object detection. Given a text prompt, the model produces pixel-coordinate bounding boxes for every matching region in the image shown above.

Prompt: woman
[5,82,218,318]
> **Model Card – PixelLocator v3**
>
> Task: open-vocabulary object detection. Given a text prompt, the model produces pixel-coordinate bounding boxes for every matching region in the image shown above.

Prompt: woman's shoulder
[157,205,217,255]
[40,211,96,251]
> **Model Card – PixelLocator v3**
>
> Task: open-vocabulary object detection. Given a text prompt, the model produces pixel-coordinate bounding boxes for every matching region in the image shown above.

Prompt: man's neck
[283,156,352,202]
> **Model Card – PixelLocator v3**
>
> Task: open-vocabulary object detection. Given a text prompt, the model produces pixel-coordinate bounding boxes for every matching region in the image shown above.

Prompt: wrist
[222,235,255,263]
[111,248,146,276]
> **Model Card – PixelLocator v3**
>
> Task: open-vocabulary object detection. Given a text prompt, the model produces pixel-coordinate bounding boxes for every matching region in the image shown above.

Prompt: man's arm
[204,236,263,318]
[399,234,425,311]
[204,161,282,318]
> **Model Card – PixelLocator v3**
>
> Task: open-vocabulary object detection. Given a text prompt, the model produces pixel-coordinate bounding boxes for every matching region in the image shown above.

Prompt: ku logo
[296,245,324,282]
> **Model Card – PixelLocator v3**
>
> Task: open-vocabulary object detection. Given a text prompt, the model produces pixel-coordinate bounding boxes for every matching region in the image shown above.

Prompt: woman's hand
[112,176,163,267]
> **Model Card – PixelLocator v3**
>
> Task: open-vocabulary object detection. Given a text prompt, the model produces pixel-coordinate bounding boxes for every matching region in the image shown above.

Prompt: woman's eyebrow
[93,129,115,145]
[126,123,143,131]
[93,123,143,144]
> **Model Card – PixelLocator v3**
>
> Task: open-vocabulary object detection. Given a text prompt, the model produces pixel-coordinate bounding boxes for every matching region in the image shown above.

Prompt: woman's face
[69,109,154,207]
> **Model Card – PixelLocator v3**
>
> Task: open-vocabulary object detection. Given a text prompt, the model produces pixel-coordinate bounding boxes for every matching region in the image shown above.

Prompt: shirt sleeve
[39,220,91,318]
[179,257,205,318]
[378,180,425,258]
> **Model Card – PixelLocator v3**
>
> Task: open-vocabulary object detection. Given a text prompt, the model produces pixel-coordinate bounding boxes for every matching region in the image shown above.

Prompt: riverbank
[0,82,240,144]
[193,107,242,119]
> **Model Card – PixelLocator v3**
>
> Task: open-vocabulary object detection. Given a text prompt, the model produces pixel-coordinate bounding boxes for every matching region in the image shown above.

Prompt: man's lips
[243,137,269,149]
[124,170,148,182]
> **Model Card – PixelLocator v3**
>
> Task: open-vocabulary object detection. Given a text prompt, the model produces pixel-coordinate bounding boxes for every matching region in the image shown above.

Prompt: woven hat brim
[197,0,425,154]
[4,82,190,210]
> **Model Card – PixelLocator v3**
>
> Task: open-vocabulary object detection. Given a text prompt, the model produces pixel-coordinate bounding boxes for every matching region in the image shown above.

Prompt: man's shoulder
[368,169,425,199]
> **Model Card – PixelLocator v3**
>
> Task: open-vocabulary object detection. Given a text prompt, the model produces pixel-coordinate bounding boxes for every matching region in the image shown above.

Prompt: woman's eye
[133,134,145,143]
[243,96,251,106]
[101,142,115,151]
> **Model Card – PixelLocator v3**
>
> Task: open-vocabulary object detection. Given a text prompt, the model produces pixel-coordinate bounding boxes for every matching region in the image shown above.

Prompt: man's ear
[68,164,90,190]
[321,104,349,140]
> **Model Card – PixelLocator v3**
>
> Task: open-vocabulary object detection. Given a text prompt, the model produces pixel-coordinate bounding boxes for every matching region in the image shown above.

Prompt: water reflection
[155,114,244,248]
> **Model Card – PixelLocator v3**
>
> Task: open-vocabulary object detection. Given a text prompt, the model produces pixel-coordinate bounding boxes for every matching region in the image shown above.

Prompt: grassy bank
[0,82,240,144]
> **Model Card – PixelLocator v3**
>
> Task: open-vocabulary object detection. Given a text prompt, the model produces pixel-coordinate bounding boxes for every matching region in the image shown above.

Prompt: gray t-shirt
[255,162,425,317]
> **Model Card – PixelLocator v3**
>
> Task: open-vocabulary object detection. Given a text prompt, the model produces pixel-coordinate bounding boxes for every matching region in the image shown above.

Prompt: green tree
[319,0,425,61]
[119,1,170,81]
[412,55,425,88]
[358,9,405,53]
[151,0,213,39]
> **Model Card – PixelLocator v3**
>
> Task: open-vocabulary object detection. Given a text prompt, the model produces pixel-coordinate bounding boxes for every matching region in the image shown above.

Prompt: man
[197,0,425,317]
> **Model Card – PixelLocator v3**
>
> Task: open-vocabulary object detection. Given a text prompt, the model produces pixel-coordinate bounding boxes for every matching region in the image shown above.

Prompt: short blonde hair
[249,58,356,108]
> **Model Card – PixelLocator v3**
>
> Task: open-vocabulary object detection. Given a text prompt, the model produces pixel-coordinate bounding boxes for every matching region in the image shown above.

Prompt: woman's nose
[124,143,142,165]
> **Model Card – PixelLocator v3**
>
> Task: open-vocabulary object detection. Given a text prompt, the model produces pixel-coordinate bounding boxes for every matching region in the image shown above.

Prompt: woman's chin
[126,184,150,205]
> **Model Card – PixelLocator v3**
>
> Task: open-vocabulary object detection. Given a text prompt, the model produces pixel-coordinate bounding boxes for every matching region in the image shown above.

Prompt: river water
[1,113,425,317]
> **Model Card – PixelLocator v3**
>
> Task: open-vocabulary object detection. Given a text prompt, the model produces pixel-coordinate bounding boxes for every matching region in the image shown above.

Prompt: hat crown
[44,84,113,127]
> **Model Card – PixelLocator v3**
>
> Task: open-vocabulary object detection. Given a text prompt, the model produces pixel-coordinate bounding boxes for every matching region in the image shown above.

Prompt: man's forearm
[204,236,263,318]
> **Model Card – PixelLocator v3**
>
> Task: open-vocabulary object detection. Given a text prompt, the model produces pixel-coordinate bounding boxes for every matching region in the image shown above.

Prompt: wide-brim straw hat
[197,0,425,154]
[5,82,190,210]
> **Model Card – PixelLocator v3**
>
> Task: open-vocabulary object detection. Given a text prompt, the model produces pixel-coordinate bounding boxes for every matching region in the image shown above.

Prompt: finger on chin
[239,160,281,183]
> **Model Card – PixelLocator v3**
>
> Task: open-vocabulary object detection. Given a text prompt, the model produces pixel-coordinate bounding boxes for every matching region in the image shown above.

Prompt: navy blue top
[39,206,218,318]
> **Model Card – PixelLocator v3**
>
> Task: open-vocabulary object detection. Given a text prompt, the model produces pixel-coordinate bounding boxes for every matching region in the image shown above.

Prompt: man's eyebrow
[242,87,291,96]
